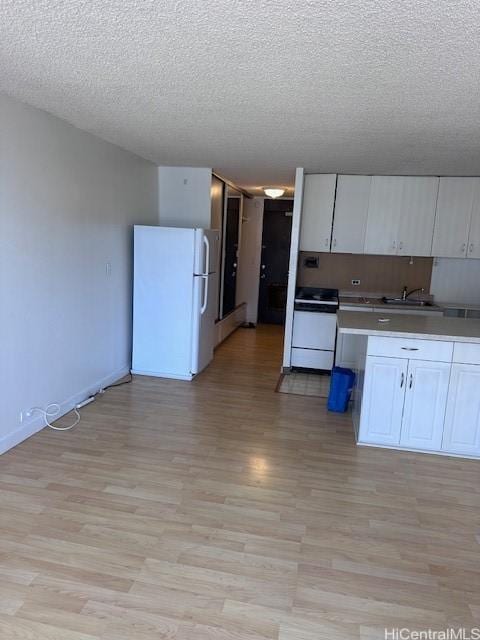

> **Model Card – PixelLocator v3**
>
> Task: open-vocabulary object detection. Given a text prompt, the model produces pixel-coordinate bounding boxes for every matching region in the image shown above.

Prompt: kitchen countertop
[440,301,480,311]
[337,310,480,343]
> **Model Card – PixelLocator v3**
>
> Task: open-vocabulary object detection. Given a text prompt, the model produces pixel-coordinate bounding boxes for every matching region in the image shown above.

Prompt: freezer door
[194,229,220,275]
[191,272,217,374]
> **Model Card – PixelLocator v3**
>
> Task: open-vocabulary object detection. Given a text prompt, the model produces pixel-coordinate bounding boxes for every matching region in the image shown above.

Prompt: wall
[430,258,480,304]
[0,93,158,454]
[236,197,264,323]
[297,252,433,294]
[158,166,212,228]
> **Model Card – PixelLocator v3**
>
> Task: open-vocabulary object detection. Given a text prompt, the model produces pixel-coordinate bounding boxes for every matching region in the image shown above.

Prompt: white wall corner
[158,166,213,228]
[282,168,304,369]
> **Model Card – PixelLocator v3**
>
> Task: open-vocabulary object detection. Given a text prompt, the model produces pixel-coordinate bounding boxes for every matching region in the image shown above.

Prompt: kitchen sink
[381,297,433,306]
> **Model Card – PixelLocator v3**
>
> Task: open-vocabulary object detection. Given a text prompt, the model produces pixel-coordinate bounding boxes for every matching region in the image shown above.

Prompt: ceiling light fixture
[264,187,285,199]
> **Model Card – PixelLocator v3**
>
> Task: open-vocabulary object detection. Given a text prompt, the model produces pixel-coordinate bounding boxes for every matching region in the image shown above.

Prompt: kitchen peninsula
[337,310,480,458]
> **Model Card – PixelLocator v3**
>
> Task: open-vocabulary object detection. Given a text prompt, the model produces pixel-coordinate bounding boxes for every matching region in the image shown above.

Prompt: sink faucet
[402,286,424,301]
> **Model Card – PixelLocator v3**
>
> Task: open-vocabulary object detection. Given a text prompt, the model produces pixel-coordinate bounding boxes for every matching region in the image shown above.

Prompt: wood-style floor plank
[1,325,478,638]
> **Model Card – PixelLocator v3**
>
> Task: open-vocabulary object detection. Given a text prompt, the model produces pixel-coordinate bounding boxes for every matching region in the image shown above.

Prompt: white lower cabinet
[400,360,450,451]
[359,356,407,445]
[359,355,450,451]
[358,337,480,457]
[442,364,480,456]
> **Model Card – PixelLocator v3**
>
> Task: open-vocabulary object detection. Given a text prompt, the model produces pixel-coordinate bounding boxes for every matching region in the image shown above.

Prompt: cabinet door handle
[399,241,403,250]
[400,372,404,388]
[409,373,413,389]
[462,243,467,254]
[401,347,419,351]
[469,243,474,253]
[392,240,396,249]
[325,238,330,247]
[333,238,337,247]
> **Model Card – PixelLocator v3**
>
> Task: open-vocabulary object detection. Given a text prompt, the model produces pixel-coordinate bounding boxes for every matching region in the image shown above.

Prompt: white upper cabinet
[397,177,439,256]
[331,175,371,253]
[364,177,404,255]
[299,174,337,252]
[431,177,477,258]
[467,181,480,258]
[299,173,480,258]
[364,176,438,256]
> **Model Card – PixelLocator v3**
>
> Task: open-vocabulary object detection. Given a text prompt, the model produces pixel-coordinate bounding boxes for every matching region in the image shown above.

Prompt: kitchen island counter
[337,310,480,344]
[338,310,480,459]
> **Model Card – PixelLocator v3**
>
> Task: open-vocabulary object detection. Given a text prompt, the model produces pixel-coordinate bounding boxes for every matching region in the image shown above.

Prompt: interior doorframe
[219,187,243,320]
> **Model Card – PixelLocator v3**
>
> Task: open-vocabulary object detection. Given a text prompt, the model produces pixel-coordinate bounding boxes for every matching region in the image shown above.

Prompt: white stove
[291,287,339,370]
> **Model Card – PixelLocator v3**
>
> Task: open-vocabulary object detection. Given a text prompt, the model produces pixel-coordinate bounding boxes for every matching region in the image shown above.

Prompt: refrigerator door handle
[200,275,209,315]
[203,235,210,276]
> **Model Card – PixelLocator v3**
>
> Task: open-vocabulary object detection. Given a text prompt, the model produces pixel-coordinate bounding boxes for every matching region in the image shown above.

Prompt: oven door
[291,310,337,351]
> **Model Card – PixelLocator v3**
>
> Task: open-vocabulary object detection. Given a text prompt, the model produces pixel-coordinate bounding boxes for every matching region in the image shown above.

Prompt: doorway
[257,199,293,324]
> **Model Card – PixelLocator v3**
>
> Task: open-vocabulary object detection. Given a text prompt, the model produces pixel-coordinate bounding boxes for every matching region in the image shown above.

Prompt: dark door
[257,199,293,324]
[222,197,240,316]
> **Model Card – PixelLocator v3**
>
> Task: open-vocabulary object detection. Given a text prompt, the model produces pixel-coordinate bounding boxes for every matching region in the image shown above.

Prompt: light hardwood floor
[1,325,479,639]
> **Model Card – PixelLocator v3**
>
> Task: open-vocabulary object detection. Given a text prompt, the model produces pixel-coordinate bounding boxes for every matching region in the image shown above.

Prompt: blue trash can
[327,367,355,412]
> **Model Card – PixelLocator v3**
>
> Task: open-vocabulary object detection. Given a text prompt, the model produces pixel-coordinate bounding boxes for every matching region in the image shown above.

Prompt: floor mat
[276,371,330,398]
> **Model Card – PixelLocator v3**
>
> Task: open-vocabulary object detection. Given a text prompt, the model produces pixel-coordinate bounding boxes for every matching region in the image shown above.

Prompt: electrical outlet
[352,279,361,286]
[20,409,33,423]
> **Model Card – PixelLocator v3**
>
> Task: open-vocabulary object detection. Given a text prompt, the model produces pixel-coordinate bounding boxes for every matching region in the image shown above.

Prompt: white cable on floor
[30,403,81,431]
[28,375,132,433]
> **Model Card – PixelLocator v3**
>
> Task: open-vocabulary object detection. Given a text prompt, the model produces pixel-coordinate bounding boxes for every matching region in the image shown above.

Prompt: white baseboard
[357,440,480,460]
[0,365,130,455]
[131,369,193,381]
[215,303,247,346]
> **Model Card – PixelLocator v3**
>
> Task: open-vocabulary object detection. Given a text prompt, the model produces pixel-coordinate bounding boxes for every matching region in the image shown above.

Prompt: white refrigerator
[132,225,220,380]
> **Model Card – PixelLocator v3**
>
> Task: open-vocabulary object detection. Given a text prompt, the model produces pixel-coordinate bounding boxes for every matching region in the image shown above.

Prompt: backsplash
[297,253,433,294]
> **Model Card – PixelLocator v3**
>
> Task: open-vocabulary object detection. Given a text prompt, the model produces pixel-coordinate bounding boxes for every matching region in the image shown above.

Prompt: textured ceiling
[2,1,480,193]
